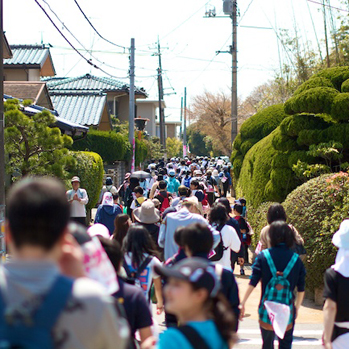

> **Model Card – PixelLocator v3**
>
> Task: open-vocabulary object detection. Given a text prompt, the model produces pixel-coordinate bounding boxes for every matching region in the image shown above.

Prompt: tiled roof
[50,91,107,126]
[44,73,147,96]
[5,44,50,66]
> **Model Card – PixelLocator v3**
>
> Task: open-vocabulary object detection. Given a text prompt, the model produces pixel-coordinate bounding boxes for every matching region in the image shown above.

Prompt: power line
[34,0,128,79]
[72,0,127,49]
[239,0,255,24]
[41,0,127,72]
[307,0,349,13]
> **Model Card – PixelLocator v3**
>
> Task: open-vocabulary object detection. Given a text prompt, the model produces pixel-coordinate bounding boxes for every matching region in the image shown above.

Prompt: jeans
[260,326,294,349]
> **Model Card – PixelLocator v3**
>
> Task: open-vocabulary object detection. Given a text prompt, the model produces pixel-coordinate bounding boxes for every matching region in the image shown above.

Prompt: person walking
[112,214,132,246]
[3,177,128,349]
[240,221,306,349]
[323,219,349,349]
[221,167,232,197]
[141,258,237,349]
[98,177,118,204]
[94,192,122,235]
[166,169,180,197]
[66,176,89,226]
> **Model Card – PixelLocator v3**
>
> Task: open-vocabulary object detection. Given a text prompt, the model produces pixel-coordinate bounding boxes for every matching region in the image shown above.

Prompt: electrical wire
[34,0,128,79]
[239,0,255,24]
[72,0,126,49]
[307,0,349,13]
[40,0,127,72]
[306,0,323,61]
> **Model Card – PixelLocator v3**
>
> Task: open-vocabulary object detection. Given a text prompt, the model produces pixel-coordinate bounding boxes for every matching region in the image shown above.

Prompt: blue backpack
[0,275,74,349]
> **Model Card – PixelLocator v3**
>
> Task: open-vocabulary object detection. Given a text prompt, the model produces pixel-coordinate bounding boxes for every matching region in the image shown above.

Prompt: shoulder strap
[283,253,299,278]
[263,250,277,277]
[34,275,74,329]
[135,256,153,278]
[123,260,133,277]
[177,325,211,349]
[215,264,223,282]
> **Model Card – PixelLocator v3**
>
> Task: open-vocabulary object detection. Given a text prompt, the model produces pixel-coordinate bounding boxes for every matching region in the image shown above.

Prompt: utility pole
[157,39,166,149]
[231,0,238,144]
[205,0,238,146]
[0,0,5,260]
[322,0,330,67]
[129,38,135,173]
[180,97,183,140]
[183,87,187,157]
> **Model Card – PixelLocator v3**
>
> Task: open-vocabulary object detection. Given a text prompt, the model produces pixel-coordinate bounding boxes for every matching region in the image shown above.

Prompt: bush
[282,174,335,291]
[331,93,349,122]
[313,66,349,91]
[248,202,276,250]
[135,137,148,166]
[72,130,129,163]
[68,151,104,210]
[341,78,349,92]
[284,87,339,115]
[271,128,298,152]
[293,77,334,95]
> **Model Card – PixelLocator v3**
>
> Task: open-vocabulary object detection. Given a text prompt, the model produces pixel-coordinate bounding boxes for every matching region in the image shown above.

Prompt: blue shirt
[157,320,228,349]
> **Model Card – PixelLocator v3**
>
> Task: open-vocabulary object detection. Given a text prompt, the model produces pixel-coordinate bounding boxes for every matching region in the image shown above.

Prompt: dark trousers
[71,217,87,226]
[260,326,294,349]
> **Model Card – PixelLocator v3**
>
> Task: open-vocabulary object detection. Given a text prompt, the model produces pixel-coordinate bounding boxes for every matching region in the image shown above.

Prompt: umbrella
[130,171,151,179]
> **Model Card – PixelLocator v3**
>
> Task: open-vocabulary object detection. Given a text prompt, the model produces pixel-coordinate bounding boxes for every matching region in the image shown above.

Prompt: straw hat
[133,200,160,224]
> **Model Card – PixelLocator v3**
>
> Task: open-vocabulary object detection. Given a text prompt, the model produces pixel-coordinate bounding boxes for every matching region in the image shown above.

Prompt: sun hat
[154,258,220,297]
[333,219,349,250]
[71,176,80,183]
[133,200,160,224]
[194,170,202,176]
[87,223,110,239]
[212,169,219,177]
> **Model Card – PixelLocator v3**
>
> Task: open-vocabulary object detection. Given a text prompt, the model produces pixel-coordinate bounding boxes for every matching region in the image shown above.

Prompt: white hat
[101,192,113,206]
[212,169,219,177]
[133,200,160,224]
[333,219,349,250]
[71,176,80,182]
[87,223,110,239]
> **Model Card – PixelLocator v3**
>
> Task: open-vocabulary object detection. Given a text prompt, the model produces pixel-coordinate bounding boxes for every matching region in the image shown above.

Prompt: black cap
[155,258,220,297]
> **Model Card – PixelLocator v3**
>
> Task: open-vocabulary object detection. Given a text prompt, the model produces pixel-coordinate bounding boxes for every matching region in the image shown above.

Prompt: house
[44,74,147,131]
[2,33,12,59]
[3,44,55,81]
[135,99,181,139]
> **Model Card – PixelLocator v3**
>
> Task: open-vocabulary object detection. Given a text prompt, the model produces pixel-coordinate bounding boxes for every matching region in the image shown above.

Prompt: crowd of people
[0,155,348,349]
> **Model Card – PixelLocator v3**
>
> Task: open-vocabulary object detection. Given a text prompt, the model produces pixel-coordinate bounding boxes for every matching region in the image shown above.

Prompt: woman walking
[240,221,306,349]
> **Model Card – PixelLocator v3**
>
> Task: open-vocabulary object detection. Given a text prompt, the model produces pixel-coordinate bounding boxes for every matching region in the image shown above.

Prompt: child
[181,170,192,189]
[155,181,172,214]
[130,186,146,221]
[147,256,237,349]
[233,204,250,275]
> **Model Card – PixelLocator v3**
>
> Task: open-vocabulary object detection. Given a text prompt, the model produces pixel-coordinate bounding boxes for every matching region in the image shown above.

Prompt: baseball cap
[154,258,220,297]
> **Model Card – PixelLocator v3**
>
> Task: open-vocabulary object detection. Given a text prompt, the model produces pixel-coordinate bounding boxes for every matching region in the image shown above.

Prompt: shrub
[248,202,276,250]
[282,174,335,291]
[232,155,243,179]
[287,150,315,168]
[240,138,259,156]
[68,151,104,210]
[293,77,334,95]
[72,129,129,163]
[271,128,298,152]
[297,129,323,147]
[331,93,349,122]
[284,87,339,115]
[341,78,349,92]
[135,137,148,166]
[313,66,349,91]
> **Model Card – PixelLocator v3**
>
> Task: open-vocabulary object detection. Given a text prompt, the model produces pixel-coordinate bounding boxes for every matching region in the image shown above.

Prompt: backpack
[0,275,73,349]
[209,224,228,262]
[158,192,170,213]
[123,256,153,289]
[183,177,191,188]
[258,250,298,326]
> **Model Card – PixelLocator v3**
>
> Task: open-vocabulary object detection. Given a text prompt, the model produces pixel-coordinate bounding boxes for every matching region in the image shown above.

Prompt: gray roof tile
[4,45,51,67]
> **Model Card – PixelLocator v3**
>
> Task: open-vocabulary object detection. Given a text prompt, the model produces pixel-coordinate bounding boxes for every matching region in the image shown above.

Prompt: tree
[166,137,182,158]
[189,91,232,155]
[5,99,74,179]
[186,125,208,156]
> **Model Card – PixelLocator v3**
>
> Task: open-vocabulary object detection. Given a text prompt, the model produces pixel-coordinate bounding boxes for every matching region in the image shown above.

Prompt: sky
[3,0,346,122]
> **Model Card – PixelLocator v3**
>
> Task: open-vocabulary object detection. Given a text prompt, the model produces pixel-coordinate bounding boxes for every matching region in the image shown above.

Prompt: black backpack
[209,224,228,262]
[123,256,152,288]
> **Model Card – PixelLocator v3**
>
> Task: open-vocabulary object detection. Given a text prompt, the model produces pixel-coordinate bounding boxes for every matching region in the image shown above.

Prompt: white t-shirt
[124,253,161,301]
[212,225,241,269]
[66,188,89,217]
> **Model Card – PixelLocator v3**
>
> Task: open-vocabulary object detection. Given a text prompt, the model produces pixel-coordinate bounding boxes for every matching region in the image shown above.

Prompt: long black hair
[209,203,228,226]
[122,224,159,268]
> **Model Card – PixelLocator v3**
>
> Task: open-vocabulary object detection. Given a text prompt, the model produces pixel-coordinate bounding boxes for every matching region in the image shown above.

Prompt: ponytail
[207,292,237,346]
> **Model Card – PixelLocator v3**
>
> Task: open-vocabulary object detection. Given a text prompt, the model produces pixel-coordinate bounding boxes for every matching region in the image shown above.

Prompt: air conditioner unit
[223,0,233,15]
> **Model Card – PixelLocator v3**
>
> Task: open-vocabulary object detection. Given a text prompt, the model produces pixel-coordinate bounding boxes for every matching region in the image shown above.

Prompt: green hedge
[331,93,349,122]
[68,151,104,210]
[72,130,129,163]
[293,77,334,95]
[312,66,349,91]
[282,174,337,291]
